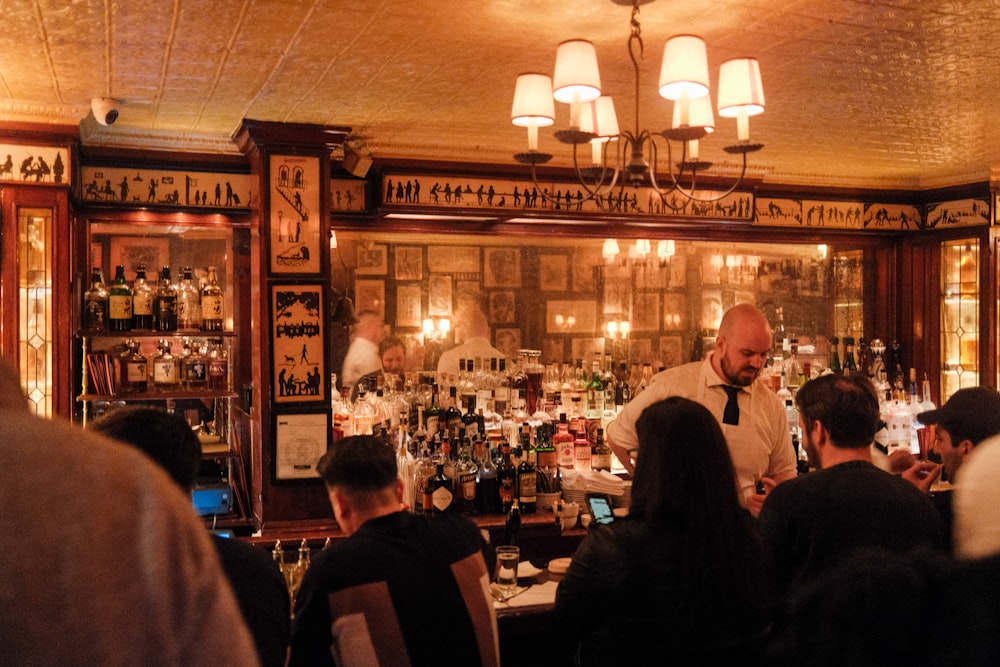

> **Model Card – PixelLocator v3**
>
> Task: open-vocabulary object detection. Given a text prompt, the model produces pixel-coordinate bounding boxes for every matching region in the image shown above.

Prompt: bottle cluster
[83,264,225,333]
[329,352,623,518]
[117,336,230,394]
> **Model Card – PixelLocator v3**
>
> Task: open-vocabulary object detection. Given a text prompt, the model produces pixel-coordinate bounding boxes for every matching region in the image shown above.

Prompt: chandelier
[510,0,765,210]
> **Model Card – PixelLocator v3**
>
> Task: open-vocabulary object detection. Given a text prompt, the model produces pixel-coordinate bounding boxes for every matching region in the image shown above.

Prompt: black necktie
[722,385,740,426]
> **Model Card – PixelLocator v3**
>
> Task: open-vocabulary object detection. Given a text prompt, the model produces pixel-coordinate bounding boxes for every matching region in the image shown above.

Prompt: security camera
[91,98,121,126]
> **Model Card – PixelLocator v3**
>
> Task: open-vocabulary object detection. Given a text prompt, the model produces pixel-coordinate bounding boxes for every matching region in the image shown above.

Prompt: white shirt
[606,352,796,497]
[954,433,1000,558]
[436,337,505,377]
[341,337,381,387]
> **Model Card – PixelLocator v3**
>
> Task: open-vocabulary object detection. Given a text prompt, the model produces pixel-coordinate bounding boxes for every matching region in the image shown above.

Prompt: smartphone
[586,493,616,525]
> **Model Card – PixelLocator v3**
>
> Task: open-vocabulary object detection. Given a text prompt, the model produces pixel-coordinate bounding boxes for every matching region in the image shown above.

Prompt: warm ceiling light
[511,0,764,210]
[512,73,555,154]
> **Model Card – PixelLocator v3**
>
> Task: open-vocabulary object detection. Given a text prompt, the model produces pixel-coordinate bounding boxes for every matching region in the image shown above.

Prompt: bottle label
[133,294,153,316]
[108,295,132,319]
[432,485,453,512]
[536,449,557,468]
[518,472,536,502]
[499,478,515,504]
[185,360,207,383]
[458,472,477,501]
[126,361,147,383]
[558,443,575,467]
[591,453,612,471]
[153,360,177,384]
[202,295,223,320]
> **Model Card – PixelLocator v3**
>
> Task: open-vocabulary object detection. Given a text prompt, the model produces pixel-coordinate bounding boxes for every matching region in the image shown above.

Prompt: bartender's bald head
[714,303,773,387]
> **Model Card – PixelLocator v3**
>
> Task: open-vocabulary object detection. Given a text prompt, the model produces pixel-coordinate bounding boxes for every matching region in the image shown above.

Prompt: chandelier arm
[667,149,750,204]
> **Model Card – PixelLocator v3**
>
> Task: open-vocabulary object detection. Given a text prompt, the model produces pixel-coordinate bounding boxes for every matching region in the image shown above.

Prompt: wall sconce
[422,317,451,343]
[602,238,620,263]
[554,313,577,331]
[330,230,338,249]
[710,254,725,270]
[817,244,828,259]
[606,319,630,339]
[635,239,651,258]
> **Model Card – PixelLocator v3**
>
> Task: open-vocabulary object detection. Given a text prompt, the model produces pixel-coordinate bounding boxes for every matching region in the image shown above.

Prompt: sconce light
[330,230,338,249]
[555,314,577,330]
[602,238,620,263]
[635,239,651,258]
[422,317,451,343]
[817,244,828,259]
[710,254,725,270]
[656,240,675,259]
[606,319,631,339]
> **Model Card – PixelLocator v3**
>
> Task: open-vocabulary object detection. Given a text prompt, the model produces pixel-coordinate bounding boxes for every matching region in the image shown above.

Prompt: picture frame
[427,274,453,317]
[489,290,516,324]
[396,284,423,328]
[275,412,329,479]
[571,337,606,364]
[631,292,661,332]
[269,155,322,275]
[539,254,569,291]
[483,247,521,288]
[542,337,565,365]
[356,243,388,275]
[271,284,325,404]
[658,335,684,369]
[428,245,480,274]
[394,246,423,281]
[662,292,688,330]
[109,236,169,282]
[494,328,522,360]
[545,300,596,334]
[354,279,385,321]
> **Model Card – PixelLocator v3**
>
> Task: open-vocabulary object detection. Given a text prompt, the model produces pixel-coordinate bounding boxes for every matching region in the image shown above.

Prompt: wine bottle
[517,432,537,514]
[200,265,224,331]
[154,266,178,331]
[83,267,109,332]
[176,267,201,331]
[497,440,517,514]
[428,462,454,513]
[131,265,154,330]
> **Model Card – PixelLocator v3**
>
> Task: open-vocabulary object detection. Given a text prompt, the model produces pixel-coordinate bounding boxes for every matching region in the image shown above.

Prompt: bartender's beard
[719,353,760,387]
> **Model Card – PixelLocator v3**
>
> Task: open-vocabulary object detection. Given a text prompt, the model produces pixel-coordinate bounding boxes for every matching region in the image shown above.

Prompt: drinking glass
[495,546,520,598]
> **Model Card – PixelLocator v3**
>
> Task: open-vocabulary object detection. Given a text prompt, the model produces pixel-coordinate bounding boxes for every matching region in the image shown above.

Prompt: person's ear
[395,477,405,507]
[957,438,976,460]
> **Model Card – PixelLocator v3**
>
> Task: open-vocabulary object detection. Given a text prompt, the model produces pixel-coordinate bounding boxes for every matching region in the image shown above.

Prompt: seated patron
[555,396,772,666]
[289,435,500,667]
[92,405,290,667]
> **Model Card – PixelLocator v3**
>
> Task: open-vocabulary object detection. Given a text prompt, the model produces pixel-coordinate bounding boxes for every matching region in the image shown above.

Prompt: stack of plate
[611,480,632,509]
[562,488,588,510]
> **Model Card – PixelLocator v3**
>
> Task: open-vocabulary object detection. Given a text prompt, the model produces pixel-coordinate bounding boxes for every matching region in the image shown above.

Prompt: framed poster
[539,255,569,291]
[269,155,321,274]
[272,284,325,404]
[546,300,596,334]
[495,327,521,359]
[632,292,661,332]
[354,280,385,320]
[275,412,328,479]
[428,245,479,274]
[489,290,516,324]
[109,236,168,282]
[356,244,388,275]
[394,246,423,280]
[658,335,684,369]
[427,274,453,316]
[484,247,521,288]
[396,284,422,328]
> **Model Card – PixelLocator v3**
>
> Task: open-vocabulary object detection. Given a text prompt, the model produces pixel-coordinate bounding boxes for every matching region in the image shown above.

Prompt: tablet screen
[587,494,615,525]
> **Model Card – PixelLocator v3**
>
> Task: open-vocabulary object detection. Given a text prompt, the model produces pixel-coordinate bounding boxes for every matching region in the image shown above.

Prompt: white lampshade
[658,35,710,101]
[635,239,651,256]
[602,238,621,259]
[657,240,675,258]
[511,73,555,127]
[673,95,715,132]
[580,96,620,138]
[717,58,765,117]
[553,39,602,105]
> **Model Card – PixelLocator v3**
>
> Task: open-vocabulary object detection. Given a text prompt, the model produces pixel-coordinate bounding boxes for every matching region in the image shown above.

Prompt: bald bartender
[607,303,797,516]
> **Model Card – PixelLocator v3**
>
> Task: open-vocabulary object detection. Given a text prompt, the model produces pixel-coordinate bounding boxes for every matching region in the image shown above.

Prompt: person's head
[354,310,384,344]
[712,303,772,387]
[91,405,201,493]
[379,336,406,375]
[454,308,490,344]
[795,373,880,464]
[316,435,401,535]
[631,396,743,526]
[917,387,1000,479]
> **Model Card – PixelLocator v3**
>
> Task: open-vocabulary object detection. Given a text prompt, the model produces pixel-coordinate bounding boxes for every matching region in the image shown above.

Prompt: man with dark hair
[758,373,945,603]
[379,335,406,376]
[92,405,290,667]
[289,435,499,667]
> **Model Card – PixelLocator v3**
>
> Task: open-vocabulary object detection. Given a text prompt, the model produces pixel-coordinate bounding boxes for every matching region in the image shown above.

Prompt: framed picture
[354,279,385,321]
[632,292,661,332]
[571,337,606,364]
[272,284,325,404]
[269,155,322,274]
[658,335,684,369]
[572,248,602,292]
[629,338,653,365]
[495,328,522,360]
[396,284,422,328]
[542,337,565,365]
[428,245,480,274]
[109,236,169,282]
[668,254,687,287]
[484,247,521,288]
[394,246,423,281]
[603,263,630,315]
[662,292,688,330]
[356,244,388,275]
[427,274,453,317]
[700,289,723,330]
[275,412,328,479]
[539,255,569,291]
[489,290,516,324]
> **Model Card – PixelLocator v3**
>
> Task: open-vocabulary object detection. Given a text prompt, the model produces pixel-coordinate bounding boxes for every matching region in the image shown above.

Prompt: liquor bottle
[591,428,613,471]
[154,266,178,331]
[201,265,224,331]
[176,267,202,331]
[505,498,522,546]
[497,441,517,514]
[152,339,180,390]
[614,363,631,412]
[554,413,575,468]
[83,267,109,331]
[428,462,454,513]
[517,430,537,514]
[828,336,842,374]
[414,446,437,515]
[131,265,154,330]
[773,306,789,358]
[444,386,463,439]
[586,356,604,419]
[842,336,858,375]
[535,422,558,469]
[476,440,501,514]
[330,376,355,439]
[107,264,133,332]
[353,389,375,435]
[182,339,208,389]
[919,373,936,413]
[207,339,229,390]
[424,383,442,437]
[908,368,920,407]
[462,395,480,439]
[119,339,148,393]
[454,441,478,516]
[494,358,510,415]
[271,541,286,583]
[573,425,592,472]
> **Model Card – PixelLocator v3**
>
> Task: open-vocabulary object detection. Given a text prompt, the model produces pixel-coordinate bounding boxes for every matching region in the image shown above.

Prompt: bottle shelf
[78,389,238,402]
[78,330,236,340]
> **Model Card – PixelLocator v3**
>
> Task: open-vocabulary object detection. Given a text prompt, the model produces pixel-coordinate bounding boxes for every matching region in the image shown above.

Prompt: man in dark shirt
[92,405,290,667]
[758,373,945,604]
[289,435,499,667]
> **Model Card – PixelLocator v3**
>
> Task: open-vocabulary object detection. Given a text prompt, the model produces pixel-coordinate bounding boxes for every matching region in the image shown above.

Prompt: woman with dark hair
[554,396,772,666]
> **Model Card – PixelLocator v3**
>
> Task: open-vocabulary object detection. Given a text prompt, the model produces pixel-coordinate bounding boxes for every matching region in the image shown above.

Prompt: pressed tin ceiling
[2,0,1000,190]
